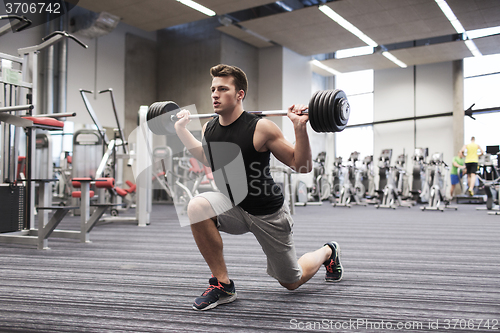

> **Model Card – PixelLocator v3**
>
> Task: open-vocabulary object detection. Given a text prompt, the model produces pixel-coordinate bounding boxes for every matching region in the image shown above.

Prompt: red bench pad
[23,117,64,128]
[95,178,115,189]
[72,190,95,198]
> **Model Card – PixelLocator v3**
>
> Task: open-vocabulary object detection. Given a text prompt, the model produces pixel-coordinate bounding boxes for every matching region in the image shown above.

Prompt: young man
[174,64,343,311]
[460,137,484,196]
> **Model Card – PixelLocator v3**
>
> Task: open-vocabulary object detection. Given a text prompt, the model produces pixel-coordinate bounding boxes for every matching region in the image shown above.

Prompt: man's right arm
[174,111,209,166]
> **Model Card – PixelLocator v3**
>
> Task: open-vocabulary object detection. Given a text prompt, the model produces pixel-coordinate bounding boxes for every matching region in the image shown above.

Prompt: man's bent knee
[187,197,216,225]
[279,280,301,291]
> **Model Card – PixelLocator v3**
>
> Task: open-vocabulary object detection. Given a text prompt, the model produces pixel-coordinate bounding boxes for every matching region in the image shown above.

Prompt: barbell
[146,89,350,135]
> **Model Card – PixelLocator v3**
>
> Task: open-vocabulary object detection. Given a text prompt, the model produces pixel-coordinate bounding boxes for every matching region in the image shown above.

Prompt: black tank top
[203,112,284,215]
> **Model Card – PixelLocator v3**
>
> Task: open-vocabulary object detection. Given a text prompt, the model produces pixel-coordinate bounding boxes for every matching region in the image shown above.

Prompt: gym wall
[0,7,156,133]
[66,12,156,131]
[374,61,455,167]
[1,6,465,184]
[123,33,158,183]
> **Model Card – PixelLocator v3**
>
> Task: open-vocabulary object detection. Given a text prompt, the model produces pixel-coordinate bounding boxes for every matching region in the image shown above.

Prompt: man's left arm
[479,145,485,156]
[261,104,312,173]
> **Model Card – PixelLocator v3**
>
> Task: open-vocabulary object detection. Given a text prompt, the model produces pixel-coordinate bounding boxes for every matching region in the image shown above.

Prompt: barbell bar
[146,89,350,135]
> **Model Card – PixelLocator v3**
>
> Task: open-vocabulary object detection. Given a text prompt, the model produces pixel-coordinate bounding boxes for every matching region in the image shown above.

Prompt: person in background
[460,137,484,196]
[449,150,465,198]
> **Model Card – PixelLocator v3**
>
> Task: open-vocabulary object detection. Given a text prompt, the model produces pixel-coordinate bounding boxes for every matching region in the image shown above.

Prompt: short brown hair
[210,64,248,100]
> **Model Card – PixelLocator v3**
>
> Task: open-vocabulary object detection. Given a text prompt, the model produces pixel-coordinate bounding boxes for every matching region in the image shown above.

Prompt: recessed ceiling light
[311,60,341,76]
[382,52,407,68]
[435,0,481,57]
[336,46,374,59]
[318,5,377,47]
[177,0,216,16]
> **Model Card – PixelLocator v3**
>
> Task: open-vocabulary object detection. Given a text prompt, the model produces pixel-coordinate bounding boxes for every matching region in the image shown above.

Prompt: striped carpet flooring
[0,203,498,332]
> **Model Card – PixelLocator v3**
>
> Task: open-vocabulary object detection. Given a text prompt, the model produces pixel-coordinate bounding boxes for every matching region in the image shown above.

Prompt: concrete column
[452,60,464,195]
[452,59,464,156]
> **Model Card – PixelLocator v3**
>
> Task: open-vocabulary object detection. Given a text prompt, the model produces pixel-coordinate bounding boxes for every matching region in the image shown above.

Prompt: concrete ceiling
[75,0,500,73]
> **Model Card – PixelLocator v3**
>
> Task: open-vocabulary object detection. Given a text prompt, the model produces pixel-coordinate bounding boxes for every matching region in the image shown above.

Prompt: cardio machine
[375,149,411,209]
[421,153,457,211]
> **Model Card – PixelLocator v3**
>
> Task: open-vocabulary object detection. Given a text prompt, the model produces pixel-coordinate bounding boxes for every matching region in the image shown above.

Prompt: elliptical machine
[307,151,331,204]
[375,149,411,209]
[421,153,457,211]
[331,157,343,199]
[476,147,500,214]
[362,155,377,200]
[333,151,367,207]
[410,148,429,203]
[395,153,414,205]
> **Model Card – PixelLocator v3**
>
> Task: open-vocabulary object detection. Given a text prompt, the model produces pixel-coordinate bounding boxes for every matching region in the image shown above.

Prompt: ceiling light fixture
[435,0,464,32]
[464,40,482,57]
[382,52,407,68]
[318,5,377,47]
[275,1,293,12]
[318,5,407,68]
[177,0,216,16]
[466,26,500,39]
[311,59,341,76]
[434,0,481,57]
[242,28,272,43]
[335,46,374,59]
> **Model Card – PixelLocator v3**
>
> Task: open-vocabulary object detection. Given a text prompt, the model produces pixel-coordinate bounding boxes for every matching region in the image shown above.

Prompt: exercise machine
[361,155,377,200]
[333,152,367,207]
[476,146,500,214]
[0,31,87,249]
[409,148,428,203]
[0,15,31,38]
[308,151,331,204]
[78,89,137,220]
[375,149,411,209]
[421,153,457,211]
[330,156,343,199]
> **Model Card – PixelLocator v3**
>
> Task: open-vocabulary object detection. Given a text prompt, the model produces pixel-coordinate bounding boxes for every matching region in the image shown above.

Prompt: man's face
[211,76,243,114]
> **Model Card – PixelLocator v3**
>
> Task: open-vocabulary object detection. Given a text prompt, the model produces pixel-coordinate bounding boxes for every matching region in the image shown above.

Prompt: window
[335,69,374,162]
[464,53,500,148]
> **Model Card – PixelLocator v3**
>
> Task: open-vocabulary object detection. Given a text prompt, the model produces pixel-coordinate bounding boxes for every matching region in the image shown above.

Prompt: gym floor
[0,203,498,333]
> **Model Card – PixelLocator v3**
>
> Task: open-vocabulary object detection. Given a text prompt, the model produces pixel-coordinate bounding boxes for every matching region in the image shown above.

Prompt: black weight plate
[153,102,167,135]
[147,102,161,134]
[313,90,329,132]
[328,89,341,132]
[338,91,350,128]
[333,90,349,131]
[320,89,335,133]
[308,90,321,133]
[326,89,342,132]
[146,103,154,123]
[162,101,181,135]
[337,90,349,126]
[319,90,332,132]
[319,89,333,132]
[150,102,164,135]
[154,103,166,135]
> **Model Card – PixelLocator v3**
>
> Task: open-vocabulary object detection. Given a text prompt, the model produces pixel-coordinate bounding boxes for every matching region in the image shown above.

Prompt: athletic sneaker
[192,277,237,311]
[324,241,343,282]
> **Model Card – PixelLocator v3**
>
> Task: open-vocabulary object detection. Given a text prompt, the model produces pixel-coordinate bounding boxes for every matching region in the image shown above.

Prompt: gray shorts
[196,191,303,284]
